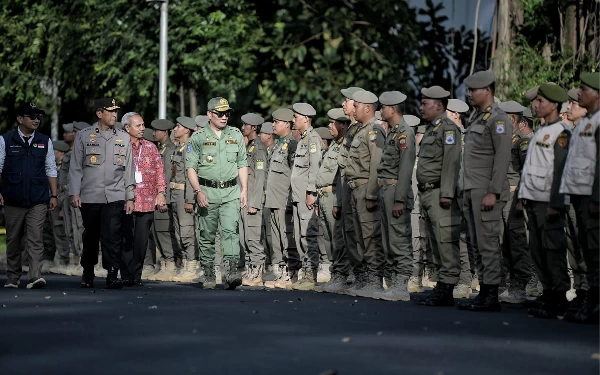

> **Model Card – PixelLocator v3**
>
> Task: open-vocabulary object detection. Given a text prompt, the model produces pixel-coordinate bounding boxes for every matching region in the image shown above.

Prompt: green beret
[292,103,317,117]
[498,100,525,114]
[150,119,174,131]
[538,83,568,103]
[567,88,579,102]
[207,97,231,111]
[404,114,420,127]
[62,123,74,133]
[143,128,155,142]
[464,70,496,89]
[420,86,450,99]
[272,108,294,122]
[195,115,209,128]
[379,91,407,105]
[260,122,274,134]
[526,82,557,101]
[327,108,349,122]
[241,113,264,126]
[340,86,364,100]
[581,72,600,90]
[53,140,70,152]
[447,99,469,113]
[315,127,332,140]
[177,116,196,130]
[352,90,378,104]
[73,121,91,131]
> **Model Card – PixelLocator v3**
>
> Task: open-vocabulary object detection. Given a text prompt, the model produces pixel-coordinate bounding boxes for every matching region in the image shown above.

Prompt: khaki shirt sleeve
[68,131,85,196]
[237,132,248,169]
[440,122,461,199]
[593,127,600,204]
[249,143,267,209]
[306,134,322,193]
[550,131,570,209]
[367,136,383,201]
[124,140,136,201]
[394,129,416,202]
[488,113,513,195]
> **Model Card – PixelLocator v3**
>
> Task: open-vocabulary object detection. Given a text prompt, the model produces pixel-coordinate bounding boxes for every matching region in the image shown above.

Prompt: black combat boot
[418,282,454,306]
[565,287,599,324]
[458,284,501,312]
[223,259,242,290]
[80,268,95,288]
[105,266,123,289]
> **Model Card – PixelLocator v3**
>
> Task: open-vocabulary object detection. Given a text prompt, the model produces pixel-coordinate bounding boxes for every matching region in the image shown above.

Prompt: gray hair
[121,112,140,127]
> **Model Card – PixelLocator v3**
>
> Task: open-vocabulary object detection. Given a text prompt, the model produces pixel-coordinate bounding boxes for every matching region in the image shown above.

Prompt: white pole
[158,0,168,119]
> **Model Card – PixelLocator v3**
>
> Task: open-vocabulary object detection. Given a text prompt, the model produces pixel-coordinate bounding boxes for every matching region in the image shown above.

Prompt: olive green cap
[523,107,534,119]
[53,140,70,152]
[581,72,600,90]
[73,121,91,131]
[340,86,364,100]
[272,108,294,122]
[538,83,569,103]
[498,100,525,114]
[526,82,557,101]
[177,116,196,130]
[195,115,209,128]
[404,114,420,127]
[352,90,378,104]
[62,123,74,133]
[379,91,407,105]
[567,88,579,102]
[241,113,264,126]
[207,97,231,111]
[447,99,469,113]
[315,127,332,140]
[143,128,155,141]
[260,122,274,134]
[327,108,349,122]
[421,86,450,99]
[150,119,174,131]
[464,70,496,89]
[292,103,317,117]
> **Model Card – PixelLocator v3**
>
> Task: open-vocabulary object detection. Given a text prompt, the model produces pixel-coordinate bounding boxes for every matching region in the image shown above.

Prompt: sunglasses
[24,114,42,121]
[210,110,231,118]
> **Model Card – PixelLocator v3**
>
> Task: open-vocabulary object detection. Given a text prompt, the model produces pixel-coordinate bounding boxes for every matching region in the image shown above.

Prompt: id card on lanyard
[135,143,143,184]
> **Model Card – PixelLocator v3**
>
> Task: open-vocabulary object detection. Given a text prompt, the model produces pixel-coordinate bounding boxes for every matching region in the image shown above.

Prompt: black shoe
[122,279,135,287]
[567,289,588,311]
[524,292,551,309]
[418,282,454,306]
[528,291,568,319]
[565,287,599,324]
[105,267,123,289]
[458,284,501,312]
[134,276,144,287]
[80,276,94,288]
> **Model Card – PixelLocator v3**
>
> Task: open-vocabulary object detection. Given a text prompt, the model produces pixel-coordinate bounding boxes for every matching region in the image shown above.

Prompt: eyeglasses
[210,110,231,118]
[24,114,42,121]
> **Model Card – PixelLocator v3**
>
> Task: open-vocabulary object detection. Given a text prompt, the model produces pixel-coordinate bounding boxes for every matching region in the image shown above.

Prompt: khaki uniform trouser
[379,184,413,278]
[350,183,384,276]
[239,207,265,267]
[43,204,69,263]
[500,189,532,287]
[5,204,47,281]
[262,208,273,267]
[411,211,435,278]
[318,191,350,275]
[419,188,461,285]
[69,204,84,257]
[341,178,362,272]
[172,190,198,261]
[269,208,300,270]
[525,200,570,292]
[317,192,333,266]
[456,193,473,286]
[565,199,589,290]
[293,201,320,269]
[569,195,598,289]
[150,205,180,262]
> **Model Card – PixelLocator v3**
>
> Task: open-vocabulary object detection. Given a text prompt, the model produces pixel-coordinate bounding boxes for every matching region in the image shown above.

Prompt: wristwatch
[50,195,58,199]
[194,189,201,195]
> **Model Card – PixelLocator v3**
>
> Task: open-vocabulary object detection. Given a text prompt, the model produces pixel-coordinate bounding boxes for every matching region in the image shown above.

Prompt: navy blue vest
[1,129,50,207]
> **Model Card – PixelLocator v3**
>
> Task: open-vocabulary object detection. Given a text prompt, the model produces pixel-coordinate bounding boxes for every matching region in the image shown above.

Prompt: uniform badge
[309,143,317,153]
[444,130,456,145]
[256,160,264,170]
[116,139,123,143]
[91,148,96,153]
[206,155,213,163]
[90,156,97,163]
[186,144,192,153]
[248,145,254,153]
[89,138,95,143]
[38,143,45,149]
[557,133,568,148]
[117,156,123,163]
[585,123,592,132]
[282,143,288,151]
[368,131,377,142]
[511,135,518,145]
[119,149,125,155]
[495,123,505,134]
[32,143,38,148]
[543,134,550,142]
[482,113,491,121]
[519,141,529,151]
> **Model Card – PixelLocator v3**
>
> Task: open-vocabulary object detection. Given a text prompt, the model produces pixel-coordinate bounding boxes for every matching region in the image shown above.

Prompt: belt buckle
[219,180,225,188]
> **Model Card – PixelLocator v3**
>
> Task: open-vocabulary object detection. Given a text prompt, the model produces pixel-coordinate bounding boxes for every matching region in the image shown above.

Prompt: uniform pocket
[438,216,461,243]
[30,176,49,203]
[113,151,125,167]
[85,147,103,166]
[542,217,567,250]
[525,165,549,192]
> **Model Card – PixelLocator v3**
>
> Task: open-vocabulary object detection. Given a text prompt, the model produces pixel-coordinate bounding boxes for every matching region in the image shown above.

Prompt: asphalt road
[0,275,598,375]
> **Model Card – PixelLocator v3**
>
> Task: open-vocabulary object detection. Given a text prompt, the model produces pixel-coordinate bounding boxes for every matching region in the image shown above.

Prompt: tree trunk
[189,88,197,118]
[564,1,577,56]
[493,0,522,99]
[179,83,185,116]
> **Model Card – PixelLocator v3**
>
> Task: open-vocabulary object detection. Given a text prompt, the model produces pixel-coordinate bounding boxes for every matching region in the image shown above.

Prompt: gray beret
[293,103,317,117]
[352,90,378,104]
[498,100,525,114]
[404,114,421,127]
[114,122,123,130]
[241,113,264,126]
[447,99,469,113]
[73,121,91,131]
[379,91,407,105]
[464,70,496,89]
[340,86,364,100]
[567,88,579,102]
[177,116,196,130]
[143,128,155,141]
[53,140,70,152]
[421,86,450,99]
[315,127,333,140]
[260,122,274,134]
[272,108,294,122]
[522,107,534,119]
[150,119,174,131]
[195,115,209,128]
[62,123,74,133]
[327,108,349,122]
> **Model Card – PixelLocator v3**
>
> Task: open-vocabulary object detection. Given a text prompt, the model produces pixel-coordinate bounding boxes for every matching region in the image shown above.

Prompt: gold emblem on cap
[219,98,227,105]
[90,156,97,163]
[206,155,213,163]
[112,99,116,107]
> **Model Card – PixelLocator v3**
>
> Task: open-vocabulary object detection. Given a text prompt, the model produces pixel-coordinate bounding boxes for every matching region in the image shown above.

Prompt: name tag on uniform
[225,140,238,144]
[203,142,216,146]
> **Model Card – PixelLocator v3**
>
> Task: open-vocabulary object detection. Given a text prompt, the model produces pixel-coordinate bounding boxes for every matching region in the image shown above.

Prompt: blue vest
[1,129,50,207]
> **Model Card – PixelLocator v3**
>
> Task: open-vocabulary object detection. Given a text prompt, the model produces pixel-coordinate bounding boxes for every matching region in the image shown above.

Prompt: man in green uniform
[146,119,181,281]
[519,83,571,319]
[345,90,386,298]
[496,101,532,304]
[315,109,351,293]
[290,103,323,291]
[187,99,247,290]
[263,109,299,289]
[458,71,512,312]
[373,91,415,301]
[416,86,462,307]
[239,113,268,286]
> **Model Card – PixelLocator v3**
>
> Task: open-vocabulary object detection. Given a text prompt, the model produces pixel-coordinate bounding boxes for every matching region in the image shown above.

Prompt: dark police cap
[94,98,120,111]
[16,102,46,116]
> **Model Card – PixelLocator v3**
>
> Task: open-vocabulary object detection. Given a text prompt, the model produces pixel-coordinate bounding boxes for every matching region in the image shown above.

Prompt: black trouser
[80,201,125,272]
[120,211,154,281]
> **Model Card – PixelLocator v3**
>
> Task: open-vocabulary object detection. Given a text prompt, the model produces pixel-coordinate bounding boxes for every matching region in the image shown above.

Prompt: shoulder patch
[368,131,377,142]
[495,122,505,134]
[519,140,529,151]
[444,130,456,145]
[557,132,569,148]
[186,144,192,153]
[309,143,317,153]
[248,145,254,153]
[256,160,264,170]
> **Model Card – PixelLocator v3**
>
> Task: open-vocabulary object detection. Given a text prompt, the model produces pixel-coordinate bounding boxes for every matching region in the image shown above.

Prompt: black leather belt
[199,178,237,189]
[417,181,440,192]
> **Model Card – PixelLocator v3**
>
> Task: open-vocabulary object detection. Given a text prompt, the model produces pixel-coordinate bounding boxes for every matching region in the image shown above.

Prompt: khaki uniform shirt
[416,114,461,199]
[170,139,195,204]
[507,129,531,188]
[316,135,343,200]
[58,148,72,192]
[264,133,297,209]
[69,123,136,203]
[246,137,268,209]
[291,127,322,203]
